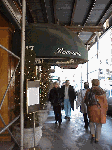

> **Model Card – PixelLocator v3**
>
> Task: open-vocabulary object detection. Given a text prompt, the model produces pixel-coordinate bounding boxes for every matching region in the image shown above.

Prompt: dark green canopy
[25,23,88,65]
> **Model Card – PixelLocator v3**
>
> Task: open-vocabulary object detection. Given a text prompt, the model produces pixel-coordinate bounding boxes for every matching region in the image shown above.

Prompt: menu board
[26,80,40,113]
[27,87,39,106]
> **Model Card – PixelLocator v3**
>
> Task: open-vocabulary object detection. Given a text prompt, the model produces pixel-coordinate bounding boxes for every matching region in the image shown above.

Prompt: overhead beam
[82,0,96,26]
[40,0,48,23]
[85,33,96,45]
[65,26,104,32]
[70,0,77,26]
[85,0,112,46]
[77,0,96,35]
[96,0,112,25]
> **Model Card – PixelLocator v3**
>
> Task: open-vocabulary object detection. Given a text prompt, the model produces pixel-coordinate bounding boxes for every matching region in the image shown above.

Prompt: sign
[26,46,34,50]
[59,64,78,69]
[26,80,40,114]
[55,48,81,56]
[25,24,88,65]
[56,59,75,64]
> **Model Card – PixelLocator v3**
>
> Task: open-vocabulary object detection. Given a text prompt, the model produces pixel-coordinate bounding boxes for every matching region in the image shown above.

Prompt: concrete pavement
[33,107,112,150]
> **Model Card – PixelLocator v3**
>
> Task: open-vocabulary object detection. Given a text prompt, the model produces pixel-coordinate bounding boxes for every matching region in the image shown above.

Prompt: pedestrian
[61,80,76,121]
[84,79,108,143]
[48,81,63,126]
[76,82,89,129]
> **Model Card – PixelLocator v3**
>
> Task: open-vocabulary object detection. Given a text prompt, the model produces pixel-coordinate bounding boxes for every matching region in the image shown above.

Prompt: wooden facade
[0,12,18,141]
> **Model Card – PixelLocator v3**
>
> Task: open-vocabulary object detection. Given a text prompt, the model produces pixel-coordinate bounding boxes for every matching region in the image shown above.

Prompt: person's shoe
[91,134,95,144]
[91,137,95,144]
[84,125,88,129]
[55,121,57,124]
[95,139,99,144]
[64,116,68,119]
[59,122,61,126]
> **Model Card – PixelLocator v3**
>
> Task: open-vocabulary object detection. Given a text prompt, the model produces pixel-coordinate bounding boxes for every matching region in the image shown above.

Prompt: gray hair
[53,81,59,86]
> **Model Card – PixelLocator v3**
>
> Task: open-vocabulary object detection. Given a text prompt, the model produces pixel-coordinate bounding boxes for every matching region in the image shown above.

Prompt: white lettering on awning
[55,48,81,56]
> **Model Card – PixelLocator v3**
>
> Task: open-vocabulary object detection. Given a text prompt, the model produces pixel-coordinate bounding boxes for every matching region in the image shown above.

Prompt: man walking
[61,80,76,121]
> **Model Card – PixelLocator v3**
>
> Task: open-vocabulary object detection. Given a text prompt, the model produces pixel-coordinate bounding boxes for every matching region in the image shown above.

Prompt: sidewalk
[31,107,112,150]
[8,104,112,150]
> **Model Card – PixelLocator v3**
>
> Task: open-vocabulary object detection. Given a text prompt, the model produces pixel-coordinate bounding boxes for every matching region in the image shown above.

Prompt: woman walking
[49,81,63,126]
[84,79,108,143]
[76,82,89,129]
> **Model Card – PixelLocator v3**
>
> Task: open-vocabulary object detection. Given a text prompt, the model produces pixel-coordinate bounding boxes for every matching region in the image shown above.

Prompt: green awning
[25,23,88,65]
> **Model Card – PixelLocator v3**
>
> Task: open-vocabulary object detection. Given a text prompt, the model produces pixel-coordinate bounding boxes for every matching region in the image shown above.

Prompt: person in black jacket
[61,80,76,121]
[49,81,63,126]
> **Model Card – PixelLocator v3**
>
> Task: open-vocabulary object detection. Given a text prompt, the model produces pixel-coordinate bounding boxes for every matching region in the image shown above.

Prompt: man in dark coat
[61,80,76,120]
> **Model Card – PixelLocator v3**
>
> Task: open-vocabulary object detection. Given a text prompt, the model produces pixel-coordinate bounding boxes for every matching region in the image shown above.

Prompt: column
[96,32,100,80]
[86,45,89,82]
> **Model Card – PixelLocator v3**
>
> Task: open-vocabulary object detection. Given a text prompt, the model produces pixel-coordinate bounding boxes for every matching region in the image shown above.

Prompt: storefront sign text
[55,48,81,56]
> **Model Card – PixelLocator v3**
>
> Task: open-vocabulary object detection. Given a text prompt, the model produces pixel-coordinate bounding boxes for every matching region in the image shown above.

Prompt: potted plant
[13,49,42,149]
[12,114,42,149]
[35,62,51,125]
[13,49,53,148]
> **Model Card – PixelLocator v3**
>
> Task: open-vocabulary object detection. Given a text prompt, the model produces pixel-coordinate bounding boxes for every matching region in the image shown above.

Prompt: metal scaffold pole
[96,32,100,80]
[81,65,82,90]
[20,0,26,150]
[86,45,89,82]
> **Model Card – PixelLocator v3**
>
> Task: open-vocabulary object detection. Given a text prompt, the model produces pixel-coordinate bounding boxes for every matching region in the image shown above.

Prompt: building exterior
[74,27,112,96]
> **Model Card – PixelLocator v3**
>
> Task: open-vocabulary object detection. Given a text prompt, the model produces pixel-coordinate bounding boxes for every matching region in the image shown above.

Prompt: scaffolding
[0,45,20,148]
[0,0,26,150]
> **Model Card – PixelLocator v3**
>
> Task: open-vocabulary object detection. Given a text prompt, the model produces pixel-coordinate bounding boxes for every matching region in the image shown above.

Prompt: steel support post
[33,112,36,148]
[20,0,26,150]
[87,62,88,82]
[96,32,100,80]
[86,45,89,82]
[81,65,82,96]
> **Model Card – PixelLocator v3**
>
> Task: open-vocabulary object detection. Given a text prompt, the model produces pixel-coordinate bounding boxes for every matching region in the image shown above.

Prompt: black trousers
[53,105,62,123]
[83,113,89,128]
